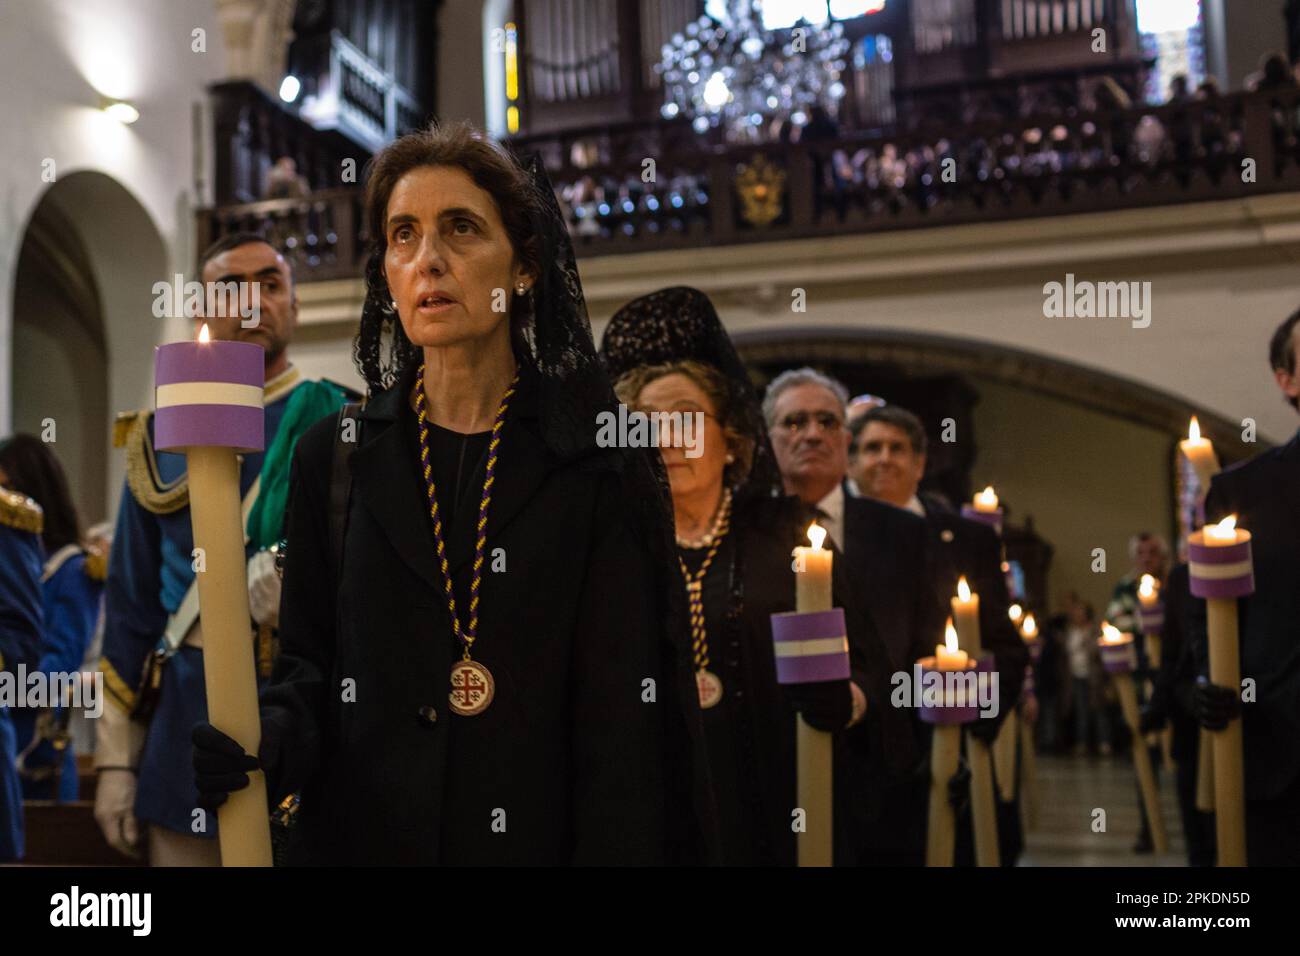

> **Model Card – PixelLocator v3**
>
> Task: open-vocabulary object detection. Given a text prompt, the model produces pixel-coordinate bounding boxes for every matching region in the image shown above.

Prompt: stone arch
[9,171,168,522]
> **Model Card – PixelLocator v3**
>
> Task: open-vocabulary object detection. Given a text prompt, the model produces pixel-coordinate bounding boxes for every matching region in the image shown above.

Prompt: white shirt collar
[904,494,926,517]
[817,483,843,520]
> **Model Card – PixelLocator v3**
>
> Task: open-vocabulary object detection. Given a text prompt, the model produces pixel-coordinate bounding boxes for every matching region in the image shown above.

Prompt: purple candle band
[155,340,263,387]
[1137,605,1165,635]
[1099,640,1137,674]
[1188,537,1254,600]
[770,608,850,685]
[917,654,990,726]
[960,505,1003,535]
[155,404,264,452]
[154,342,265,452]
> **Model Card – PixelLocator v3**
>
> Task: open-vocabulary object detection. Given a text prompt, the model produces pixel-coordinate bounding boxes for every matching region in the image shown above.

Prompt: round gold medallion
[696,669,723,709]
[449,659,495,716]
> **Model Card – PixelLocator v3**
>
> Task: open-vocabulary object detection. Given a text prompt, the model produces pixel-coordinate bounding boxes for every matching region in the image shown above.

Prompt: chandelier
[656,0,851,142]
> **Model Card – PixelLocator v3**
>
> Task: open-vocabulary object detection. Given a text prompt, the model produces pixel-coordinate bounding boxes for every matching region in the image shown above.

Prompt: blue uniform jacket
[1,514,44,860]
[13,550,104,801]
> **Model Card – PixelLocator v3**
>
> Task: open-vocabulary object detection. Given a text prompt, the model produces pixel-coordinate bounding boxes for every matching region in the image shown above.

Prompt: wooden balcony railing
[195,87,1300,281]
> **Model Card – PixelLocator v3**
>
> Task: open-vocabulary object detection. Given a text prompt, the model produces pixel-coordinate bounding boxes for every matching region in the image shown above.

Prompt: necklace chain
[413,364,517,659]
[677,488,733,672]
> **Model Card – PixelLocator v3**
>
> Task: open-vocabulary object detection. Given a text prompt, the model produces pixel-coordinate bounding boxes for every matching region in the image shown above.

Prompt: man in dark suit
[851,403,1027,866]
[765,368,945,865]
[1142,563,1216,866]
[1190,308,1300,865]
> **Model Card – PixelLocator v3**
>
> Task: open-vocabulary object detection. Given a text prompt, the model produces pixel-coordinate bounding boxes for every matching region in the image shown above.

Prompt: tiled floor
[1018,753,1187,867]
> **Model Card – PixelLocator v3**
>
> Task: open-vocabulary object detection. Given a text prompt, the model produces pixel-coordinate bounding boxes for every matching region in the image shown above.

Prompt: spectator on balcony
[192,121,715,865]
[264,156,310,200]
[1249,52,1298,93]
[1167,74,1193,105]
[1094,77,1134,167]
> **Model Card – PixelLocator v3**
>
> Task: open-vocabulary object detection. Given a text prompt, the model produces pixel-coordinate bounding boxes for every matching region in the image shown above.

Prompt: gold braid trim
[123,412,189,514]
[99,655,137,713]
[83,542,108,581]
[0,487,44,534]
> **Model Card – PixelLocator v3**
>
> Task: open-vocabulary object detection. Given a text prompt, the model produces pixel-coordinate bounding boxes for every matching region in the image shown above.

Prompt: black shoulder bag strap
[328,402,362,585]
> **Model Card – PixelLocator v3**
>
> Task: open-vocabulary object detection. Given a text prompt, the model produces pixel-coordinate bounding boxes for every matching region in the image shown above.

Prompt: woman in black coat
[194,122,711,865]
[603,288,894,865]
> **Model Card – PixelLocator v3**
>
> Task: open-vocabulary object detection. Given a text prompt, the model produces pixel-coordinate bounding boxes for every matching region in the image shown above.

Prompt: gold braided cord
[676,489,733,672]
[413,363,517,659]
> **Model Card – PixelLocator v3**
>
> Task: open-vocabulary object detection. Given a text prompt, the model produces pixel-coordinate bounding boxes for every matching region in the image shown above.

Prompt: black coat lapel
[349,365,561,587]
[842,498,912,668]
[349,375,441,593]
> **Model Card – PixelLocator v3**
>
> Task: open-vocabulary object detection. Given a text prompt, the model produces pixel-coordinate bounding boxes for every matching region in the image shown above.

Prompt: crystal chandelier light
[656,0,851,142]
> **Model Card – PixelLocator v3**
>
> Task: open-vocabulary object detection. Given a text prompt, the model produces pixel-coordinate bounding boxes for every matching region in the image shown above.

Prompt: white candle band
[1189,559,1254,580]
[773,636,849,658]
[156,382,264,409]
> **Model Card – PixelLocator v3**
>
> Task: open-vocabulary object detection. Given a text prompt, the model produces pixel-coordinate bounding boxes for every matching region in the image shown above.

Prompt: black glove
[192,722,259,810]
[1138,706,1166,735]
[947,756,971,815]
[783,678,852,732]
[967,710,1004,744]
[1193,678,1240,731]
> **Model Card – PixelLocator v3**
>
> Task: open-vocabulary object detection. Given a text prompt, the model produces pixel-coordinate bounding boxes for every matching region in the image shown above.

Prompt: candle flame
[1008,603,1023,623]
[1138,574,1158,599]
[1101,621,1126,644]
[1187,416,1201,442]
[1021,614,1038,638]
[198,322,210,344]
[1207,514,1239,541]
[956,575,972,601]
[806,522,827,551]
[944,617,959,653]
[974,485,998,509]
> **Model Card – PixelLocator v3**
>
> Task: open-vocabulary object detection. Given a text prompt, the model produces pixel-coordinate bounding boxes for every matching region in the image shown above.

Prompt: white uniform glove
[94,768,142,859]
[247,548,281,628]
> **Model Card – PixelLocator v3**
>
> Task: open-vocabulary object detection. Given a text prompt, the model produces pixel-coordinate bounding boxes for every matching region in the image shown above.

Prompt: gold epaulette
[0,487,43,535]
[112,411,141,449]
[83,542,108,581]
[121,410,189,514]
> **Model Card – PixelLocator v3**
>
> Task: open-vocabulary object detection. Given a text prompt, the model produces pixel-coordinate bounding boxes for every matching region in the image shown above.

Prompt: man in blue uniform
[95,233,355,865]
[0,486,44,861]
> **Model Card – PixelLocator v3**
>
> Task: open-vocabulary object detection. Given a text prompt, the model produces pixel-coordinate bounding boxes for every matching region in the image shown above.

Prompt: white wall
[970,374,1175,619]
[0,0,227,512]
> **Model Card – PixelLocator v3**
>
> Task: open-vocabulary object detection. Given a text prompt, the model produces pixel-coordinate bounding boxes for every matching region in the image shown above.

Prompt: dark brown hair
[354,120,544,394]
[0,434,83,554]
[1270,306,1300,410]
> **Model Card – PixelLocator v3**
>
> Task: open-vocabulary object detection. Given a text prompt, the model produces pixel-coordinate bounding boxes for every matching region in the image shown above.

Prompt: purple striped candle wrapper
[960,505,1003,535]
[1188,536,1254,600]
[918,653,992,725]
[1098,638,1137,674]
[769,608,850,685]
[1137,603,1165,635]
[154,341,265,452]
